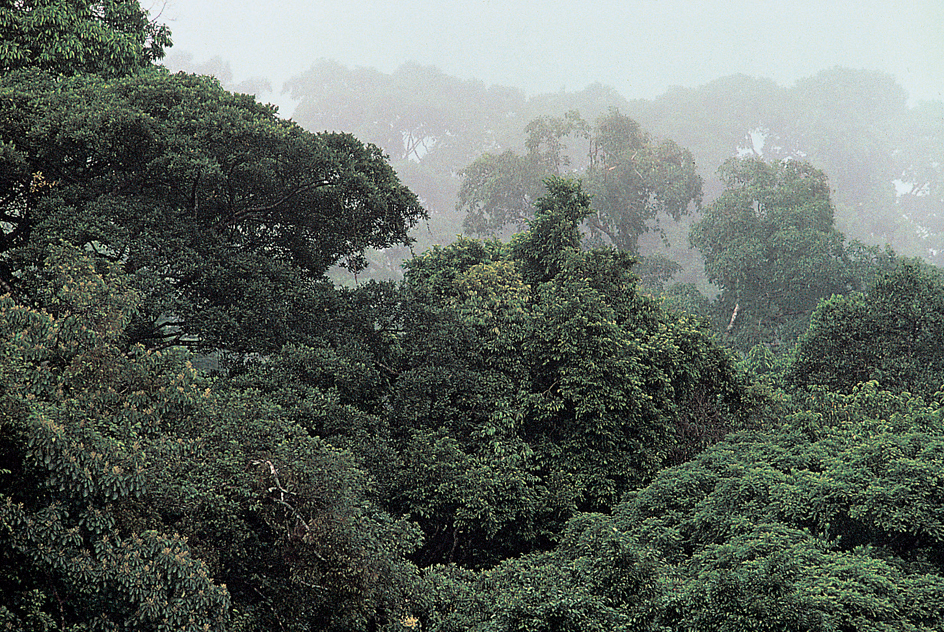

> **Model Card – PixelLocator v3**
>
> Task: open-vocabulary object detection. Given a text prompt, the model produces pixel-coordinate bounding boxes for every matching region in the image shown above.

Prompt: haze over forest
[161,0,942,112]
[161,0,943,284]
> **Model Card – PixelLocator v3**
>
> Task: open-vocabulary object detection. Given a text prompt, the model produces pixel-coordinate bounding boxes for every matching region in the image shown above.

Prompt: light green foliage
[0,68,425,354]
[459,150,547,237]
[0,0,171,76]
[610,383,944,631]
[584,110,702,255]
[285,63,641,276]
[634,69,942,262]
[788,257,944,397]
[690,157,855,350]
[422,515,667,632]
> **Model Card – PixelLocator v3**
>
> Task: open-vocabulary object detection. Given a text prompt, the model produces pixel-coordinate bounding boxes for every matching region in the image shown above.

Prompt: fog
[153,0,944,278]
[159,0,941,115]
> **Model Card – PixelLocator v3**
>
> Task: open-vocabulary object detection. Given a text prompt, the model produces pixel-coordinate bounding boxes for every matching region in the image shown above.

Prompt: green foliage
[0,244,426,631]
[690,157,855,350]
[9,34,943,631]
[149,385,424,632]
[0,245,230,631]
[630,384,944,629]
[422,515,667,632]
[383,180,752,565]
[459,150,546,236]
[459,109,702,262]
[510,177,592,284]
[788,257,944,397]
[633,69,935,259]
[0,68,425,355]
[482,383,944,631]
[0,0,171,76]
[584,110,703,255]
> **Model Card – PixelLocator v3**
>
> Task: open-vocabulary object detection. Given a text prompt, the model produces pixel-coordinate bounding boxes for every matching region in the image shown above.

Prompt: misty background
[159,0,941,110]
[156,0,943,283]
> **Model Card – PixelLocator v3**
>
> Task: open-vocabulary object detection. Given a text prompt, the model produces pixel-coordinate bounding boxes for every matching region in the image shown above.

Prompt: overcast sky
[157,0,942,115]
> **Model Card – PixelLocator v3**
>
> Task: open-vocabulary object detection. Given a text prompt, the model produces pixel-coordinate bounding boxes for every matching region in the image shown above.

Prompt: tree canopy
[374,178,753,565]
[0,0,171,76]
[0,68,425,354]
[420,384,944,632]
[459,110,702,257]
[788,257,944,398]
[690,157,855,350]
[4,11,944,631]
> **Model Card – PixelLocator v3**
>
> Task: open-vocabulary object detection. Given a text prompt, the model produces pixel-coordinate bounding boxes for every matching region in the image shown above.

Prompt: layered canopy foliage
[690,157,856,350]
[422,384,944,632]
[0,68,425,354]
[5,5,944,630]
[376,178,753,565]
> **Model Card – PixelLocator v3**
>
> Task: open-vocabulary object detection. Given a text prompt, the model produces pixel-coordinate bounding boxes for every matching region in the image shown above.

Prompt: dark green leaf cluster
[0,0,171,77]
[788,257,944,398]
[369,178,753,566]
[0,67,425,355]
[0,246,231,631]
[0,245,425,631]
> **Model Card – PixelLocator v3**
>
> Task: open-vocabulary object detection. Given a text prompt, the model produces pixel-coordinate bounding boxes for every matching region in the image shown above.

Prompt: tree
[389,238,553,566]
[0,243,428,631]
[0,0,171,76]
[584,110,702,255]
[783,68,908,245]
[0,68,425,355]
[148,380,424,632]
[374,179,752,567]
[690,157,855,350]
[418,384,944,631]
[515,180,751,502]
[788,257,944,397]
[0,245,230,631]
[460,110,702,258]
[458,150,547,237]
[619,383,944,631]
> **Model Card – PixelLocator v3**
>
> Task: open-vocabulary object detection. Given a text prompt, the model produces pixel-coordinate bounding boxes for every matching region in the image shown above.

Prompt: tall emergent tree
[458,110,701,261]
[0,68,425,354]
[690,157,855,350]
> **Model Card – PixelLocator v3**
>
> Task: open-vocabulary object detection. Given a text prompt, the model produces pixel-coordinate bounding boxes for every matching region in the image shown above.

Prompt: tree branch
[214,178,332,231]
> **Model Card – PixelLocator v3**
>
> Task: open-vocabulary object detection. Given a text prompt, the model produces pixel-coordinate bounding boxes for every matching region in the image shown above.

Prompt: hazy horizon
[158,0,941,117]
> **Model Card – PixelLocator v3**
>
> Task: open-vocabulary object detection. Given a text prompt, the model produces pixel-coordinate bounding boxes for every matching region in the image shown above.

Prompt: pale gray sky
[157,0,942,115]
